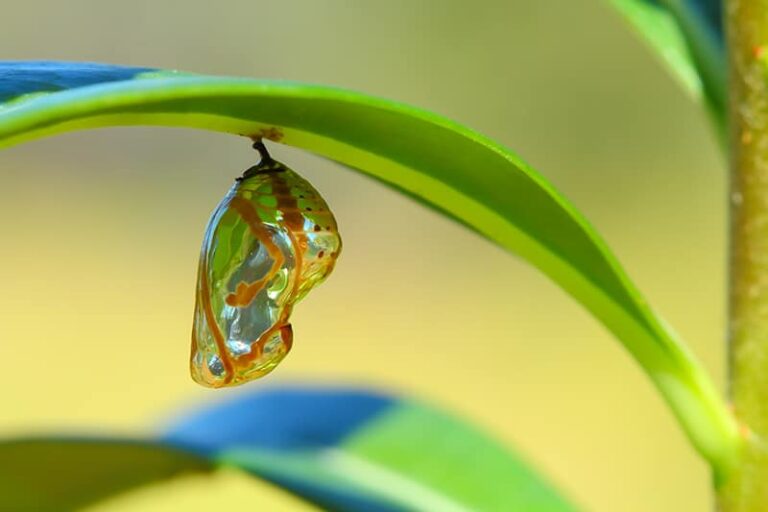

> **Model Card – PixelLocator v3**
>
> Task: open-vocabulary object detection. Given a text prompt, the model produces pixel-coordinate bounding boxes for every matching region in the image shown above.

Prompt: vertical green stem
[719,0,768,509]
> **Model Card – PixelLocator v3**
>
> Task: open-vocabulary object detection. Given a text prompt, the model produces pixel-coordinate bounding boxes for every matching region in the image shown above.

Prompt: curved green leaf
[0,62,740,476]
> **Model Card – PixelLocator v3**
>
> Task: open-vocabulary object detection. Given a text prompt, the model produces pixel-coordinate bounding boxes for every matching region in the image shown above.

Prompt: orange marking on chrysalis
[268,172,307,339]
[228,195,285,309]
[225,273,279,307]
[198,248,235,384]
[192,150,342,386]
[279,324,294,352]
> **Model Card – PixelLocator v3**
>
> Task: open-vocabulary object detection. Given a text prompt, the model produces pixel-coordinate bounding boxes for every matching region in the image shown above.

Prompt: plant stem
[719,0,768,509]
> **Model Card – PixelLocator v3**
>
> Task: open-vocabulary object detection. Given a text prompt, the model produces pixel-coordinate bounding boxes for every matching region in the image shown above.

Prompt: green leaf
[608,0,726,124]
[0,438,211,511]
[0,62,740,477]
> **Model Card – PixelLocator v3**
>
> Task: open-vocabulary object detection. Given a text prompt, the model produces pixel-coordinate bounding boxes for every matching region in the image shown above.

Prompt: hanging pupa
[190,141,342,387]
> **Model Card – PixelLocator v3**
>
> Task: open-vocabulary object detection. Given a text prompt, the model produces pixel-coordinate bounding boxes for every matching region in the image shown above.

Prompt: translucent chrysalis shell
[191,143,341,387]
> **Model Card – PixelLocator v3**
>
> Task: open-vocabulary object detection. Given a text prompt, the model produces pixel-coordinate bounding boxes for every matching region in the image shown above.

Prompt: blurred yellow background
[0,1,726,511]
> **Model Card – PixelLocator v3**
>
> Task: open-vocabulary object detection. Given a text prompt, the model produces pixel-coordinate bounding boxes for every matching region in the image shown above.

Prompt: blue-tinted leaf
[163,386,578,512]
[0,61,155,103]
[0,438,210,511]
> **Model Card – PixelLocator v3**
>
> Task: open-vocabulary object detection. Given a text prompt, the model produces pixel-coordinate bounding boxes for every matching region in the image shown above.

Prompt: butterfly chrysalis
[191,141,341,387]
